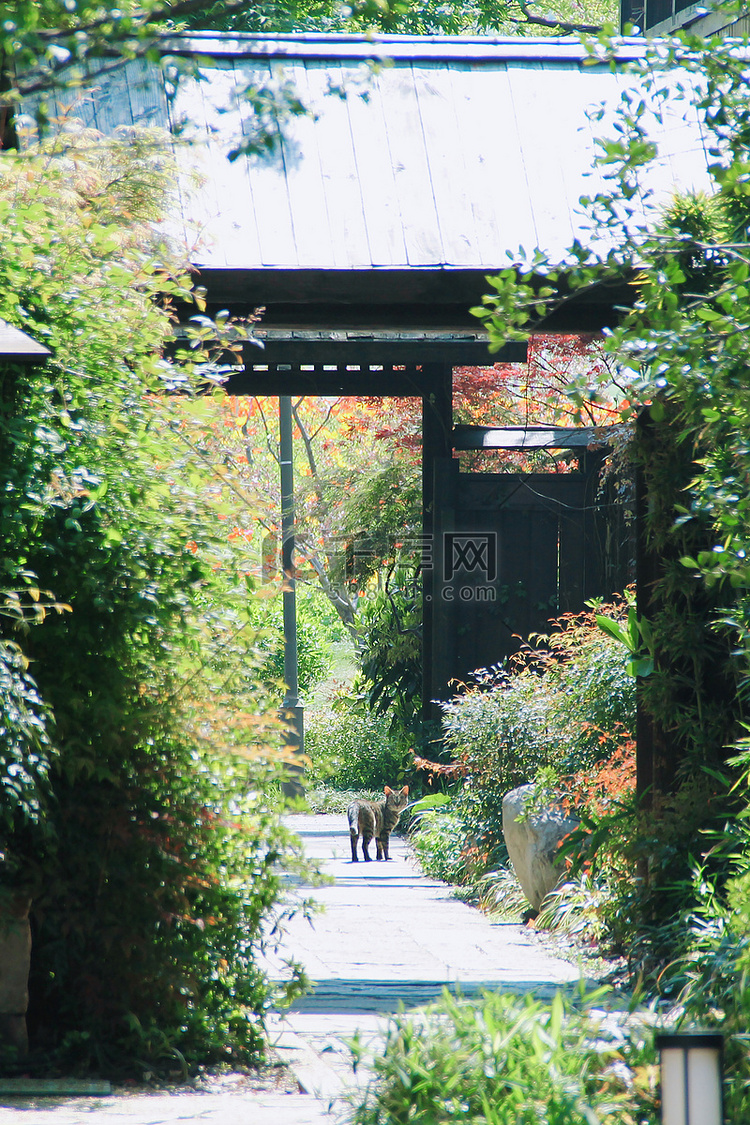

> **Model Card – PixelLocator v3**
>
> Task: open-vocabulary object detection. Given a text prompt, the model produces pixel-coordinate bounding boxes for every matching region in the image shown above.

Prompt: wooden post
[279,395,304,799]
[421,365,453,718]
[635,405,678,807]
[635,437,658,810]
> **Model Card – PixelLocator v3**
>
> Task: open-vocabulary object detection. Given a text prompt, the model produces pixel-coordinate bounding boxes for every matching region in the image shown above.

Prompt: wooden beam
[452,425,608,450]
[421,364,454,717]
[192,268,634,331]
[239,338,526,368]
[226,366,434,397]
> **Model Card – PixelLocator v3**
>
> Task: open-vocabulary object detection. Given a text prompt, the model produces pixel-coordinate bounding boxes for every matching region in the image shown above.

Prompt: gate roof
[32,33,711,328]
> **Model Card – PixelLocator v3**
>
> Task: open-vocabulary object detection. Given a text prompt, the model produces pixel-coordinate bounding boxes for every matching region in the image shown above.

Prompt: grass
[346,986,659,1125]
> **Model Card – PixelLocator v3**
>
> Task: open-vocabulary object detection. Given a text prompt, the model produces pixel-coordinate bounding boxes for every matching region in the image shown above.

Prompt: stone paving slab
[0,1091,327,1124]
[2,812,585,1124]
[268,813,581,994]
[265,812,585,1116]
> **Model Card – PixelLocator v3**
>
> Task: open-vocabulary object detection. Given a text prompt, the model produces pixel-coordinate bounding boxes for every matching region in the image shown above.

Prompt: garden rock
[502,786,579,912]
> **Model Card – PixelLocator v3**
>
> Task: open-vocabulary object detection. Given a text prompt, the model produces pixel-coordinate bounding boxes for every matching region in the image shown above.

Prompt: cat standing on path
[348,785,409,862]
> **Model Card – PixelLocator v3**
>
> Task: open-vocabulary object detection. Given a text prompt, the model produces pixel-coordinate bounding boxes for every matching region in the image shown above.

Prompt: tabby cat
[347,785,409,862]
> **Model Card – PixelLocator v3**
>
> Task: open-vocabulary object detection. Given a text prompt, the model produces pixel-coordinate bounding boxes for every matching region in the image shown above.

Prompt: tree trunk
[0,895,32,1056]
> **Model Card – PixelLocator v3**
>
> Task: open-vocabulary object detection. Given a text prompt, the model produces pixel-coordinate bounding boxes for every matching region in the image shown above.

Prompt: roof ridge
[160,31,647,62]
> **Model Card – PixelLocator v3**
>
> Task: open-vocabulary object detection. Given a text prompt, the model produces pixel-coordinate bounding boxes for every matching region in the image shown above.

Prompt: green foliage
[414,601,636,888]
[357,569,422,733]
[409,807,481,886]
[338,461,422,587]
[0,125,306,1074]
[29,740,309,1073]
[650,746,750,1120]
[304,696,412,791]
[183,0,617,36]
[247,587,334,697]
[0,642,54,887]
[472,27,750,961]
[348,988,657,1125]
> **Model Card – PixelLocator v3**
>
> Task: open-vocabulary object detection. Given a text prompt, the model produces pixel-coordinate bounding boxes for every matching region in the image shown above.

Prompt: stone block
[502,785,579,912]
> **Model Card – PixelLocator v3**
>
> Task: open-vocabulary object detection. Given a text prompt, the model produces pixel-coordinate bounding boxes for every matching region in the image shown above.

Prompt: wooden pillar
[635,405,673,807]
[635,437,657,808]
[279,395,304,799]
[421,364,453,718]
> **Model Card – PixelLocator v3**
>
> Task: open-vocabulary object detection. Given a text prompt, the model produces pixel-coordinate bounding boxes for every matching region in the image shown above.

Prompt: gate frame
[224,342,624,712]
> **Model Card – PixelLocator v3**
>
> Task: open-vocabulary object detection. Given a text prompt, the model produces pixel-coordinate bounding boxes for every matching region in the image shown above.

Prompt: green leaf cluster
[415,600,635,884]
[0,125,305,1073]
[305,697,413,791]
[358,567,423,733]
[349,987,657,1125]
[473,22,750,972]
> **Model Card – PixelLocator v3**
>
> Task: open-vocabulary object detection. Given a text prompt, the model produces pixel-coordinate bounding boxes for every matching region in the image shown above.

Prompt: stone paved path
[266,813,583,1116]
[1,813,583,1124]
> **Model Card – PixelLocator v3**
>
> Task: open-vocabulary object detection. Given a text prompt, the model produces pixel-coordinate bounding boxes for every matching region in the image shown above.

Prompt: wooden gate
[426,443,630,702]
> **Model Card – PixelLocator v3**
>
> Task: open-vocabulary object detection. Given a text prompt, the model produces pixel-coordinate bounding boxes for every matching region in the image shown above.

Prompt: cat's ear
[384,785,393,795]
[402,786,409,795]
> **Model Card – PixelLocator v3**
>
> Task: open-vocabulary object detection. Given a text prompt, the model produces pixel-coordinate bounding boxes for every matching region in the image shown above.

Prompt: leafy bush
[347,988,658,1125]
[0,126,307,1074]
[0,642,55,896]
[304,697,412,791]
[0,644,53,838]
[247,586,334,697]
[409,807,485,888]
[413,599,637,894]
[646,746,750,1121]
[28,727,309,1074]
[664,865,750,1123]
[357,569,422,733]
[441,597,637,784]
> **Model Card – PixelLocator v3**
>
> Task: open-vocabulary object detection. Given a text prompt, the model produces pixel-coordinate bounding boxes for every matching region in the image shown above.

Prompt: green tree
[0,122,306,1072]
[194,395,421,646]
[186,0,616,35]
[473,19,750,963]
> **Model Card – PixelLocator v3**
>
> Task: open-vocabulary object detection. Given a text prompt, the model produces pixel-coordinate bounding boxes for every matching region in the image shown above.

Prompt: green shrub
[0,128,308,1075]
[652,747,750,1120]
[409,808,474,886]
[248,588,334,696]
[0,642,54,863]
[357,570,422,734]
[348,988,658,1125]
[441,599,636,785]
[304,698,412,791]
[412,600,636,897]
[27,728,309,1075]
[666,865,750,1123]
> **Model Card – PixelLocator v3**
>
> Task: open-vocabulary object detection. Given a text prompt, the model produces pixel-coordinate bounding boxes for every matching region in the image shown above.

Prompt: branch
[513,1,604,33]
[290,400,323,496]
[254,398,278,466]
[307,398,340,444]
[30,0,246,44]
[297,541,361,645]
[4,0,248,102]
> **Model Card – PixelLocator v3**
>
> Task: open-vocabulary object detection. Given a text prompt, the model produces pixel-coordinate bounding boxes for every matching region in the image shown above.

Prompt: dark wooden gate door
[426,453,627,701]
